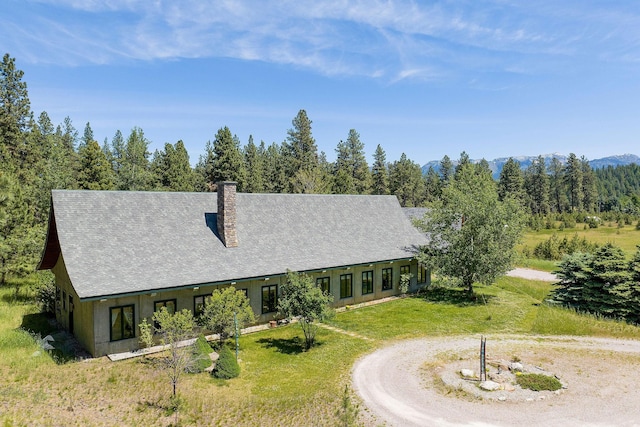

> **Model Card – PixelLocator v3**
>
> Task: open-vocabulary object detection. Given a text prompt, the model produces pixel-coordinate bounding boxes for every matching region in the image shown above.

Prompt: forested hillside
[1,53,639,285]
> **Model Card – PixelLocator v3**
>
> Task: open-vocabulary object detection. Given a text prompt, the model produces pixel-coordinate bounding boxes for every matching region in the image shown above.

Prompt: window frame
[362,270,374,295]
[261,284,278,314]
[316,276,330,294]
[417,264,428,284]
[193,295,208,317]
[382,268,393,291]
[340,273,353,299]
[154,299,177,329]
[110,304,135,342]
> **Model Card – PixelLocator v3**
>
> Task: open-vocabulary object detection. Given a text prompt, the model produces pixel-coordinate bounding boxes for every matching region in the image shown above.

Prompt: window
[194,295,207,317]
[154,299,177,328]
[62,291,66,310]
[262,285,277,314]
[417,264,428,284]
[400,265,410,276]
[316,277,330,294]
[240,288,248,298]
[382,268,393,291]
[362,271,373,295]
[340,274,353,299]
[154,299,177,314]
[110,305,135,341]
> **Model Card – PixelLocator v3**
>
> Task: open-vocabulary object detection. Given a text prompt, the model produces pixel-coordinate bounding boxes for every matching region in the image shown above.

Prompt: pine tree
[371,144,389,195]
[0,170,39,287]
[581,156,598,212]
[424,165,441,202]
[115,127,153,191]
[285,109,318,174]
[524,155,550,215]
[262,142,287,193]
[498,157,525,202]
[206,127,247,190]
[548,156,568,213]
[564,153,584,212]
[0,53,32,174]
[454,151,471,177]
[439,155,454,186]
[77,140,115,190]
[389,153,425,207]
[244,136,265,193]
[152,141,195,192]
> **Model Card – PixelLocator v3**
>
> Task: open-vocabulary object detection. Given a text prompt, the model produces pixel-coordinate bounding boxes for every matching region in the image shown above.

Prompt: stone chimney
[217,181,238,248]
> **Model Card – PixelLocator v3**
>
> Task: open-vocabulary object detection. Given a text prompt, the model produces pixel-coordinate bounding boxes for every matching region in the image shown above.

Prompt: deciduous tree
[416,163,525,295]
[278,271,334,350]
[201,287,255,343]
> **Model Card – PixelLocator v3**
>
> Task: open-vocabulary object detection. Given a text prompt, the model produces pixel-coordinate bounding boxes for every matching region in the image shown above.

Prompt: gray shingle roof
[44,190,427,300]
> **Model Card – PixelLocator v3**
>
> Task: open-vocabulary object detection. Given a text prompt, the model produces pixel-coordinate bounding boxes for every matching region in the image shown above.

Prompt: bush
[213,345,240,379]
[533,233,598,260]
[516,373,562,391]
[190,335,214,373]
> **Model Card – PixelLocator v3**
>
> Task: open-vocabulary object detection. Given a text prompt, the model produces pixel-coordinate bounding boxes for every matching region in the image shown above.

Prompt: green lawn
[2,276,640,425]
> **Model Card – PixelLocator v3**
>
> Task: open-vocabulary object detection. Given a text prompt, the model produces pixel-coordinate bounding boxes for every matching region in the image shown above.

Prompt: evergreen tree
[77,140,115,190]
[524,155,550,215]
[389,153,425,207]
[424,165,442,203]
[262,142,287,193]
[498,157,525,202]
[207,127,247,190]
[152,141,195,192]
[0,170,39,287]
[244,136,265,193]
[371,144,389,195]
[115,127,153,191]
[581,156,598,212]
[285,109,318,174]
[454,151,471,177]
[79,122,94,150]
[439,155,454,186]
[333,130,370,194]
[564,153,584,212]
[548,156,568,213]
[0,53,32,174]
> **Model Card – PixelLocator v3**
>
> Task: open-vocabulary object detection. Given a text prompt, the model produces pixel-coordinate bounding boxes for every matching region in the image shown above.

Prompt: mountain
[422,153,640,179]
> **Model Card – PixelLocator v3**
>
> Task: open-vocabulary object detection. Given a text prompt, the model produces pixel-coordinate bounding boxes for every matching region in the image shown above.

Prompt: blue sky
[2,0,640,166]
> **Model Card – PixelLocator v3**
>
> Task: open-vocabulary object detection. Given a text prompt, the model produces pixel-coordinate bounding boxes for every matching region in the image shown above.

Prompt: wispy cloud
[4,0,640,81]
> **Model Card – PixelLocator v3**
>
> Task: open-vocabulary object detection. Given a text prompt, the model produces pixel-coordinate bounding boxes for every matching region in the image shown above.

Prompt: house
[38,182,429,357]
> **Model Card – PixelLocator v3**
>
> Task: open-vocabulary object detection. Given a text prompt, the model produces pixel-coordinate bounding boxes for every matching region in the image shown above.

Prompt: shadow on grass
[20,312,88,363]
[417,286,496,307]
[1,291,35,305]
[256,336,312,354]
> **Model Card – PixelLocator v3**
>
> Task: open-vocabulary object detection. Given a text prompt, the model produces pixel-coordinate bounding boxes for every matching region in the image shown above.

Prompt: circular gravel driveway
[352,336,640,427]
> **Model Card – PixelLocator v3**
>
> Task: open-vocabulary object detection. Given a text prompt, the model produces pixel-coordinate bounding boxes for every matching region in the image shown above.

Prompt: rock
[498,396,507,401]
[509,362,524,372]
[460,369,476,379]
[504,383,516,392]
[480,380,501,391]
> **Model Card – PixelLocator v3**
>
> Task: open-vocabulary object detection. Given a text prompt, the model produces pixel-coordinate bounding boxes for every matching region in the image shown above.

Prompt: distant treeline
[1,53,639,284]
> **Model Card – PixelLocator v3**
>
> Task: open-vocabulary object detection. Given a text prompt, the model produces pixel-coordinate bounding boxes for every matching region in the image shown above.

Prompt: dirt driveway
[352,335,640,427]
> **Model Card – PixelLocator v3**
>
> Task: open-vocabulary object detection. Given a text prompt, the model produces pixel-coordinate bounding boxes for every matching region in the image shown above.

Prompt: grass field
[2,275,640,426]
[517,222,640,271]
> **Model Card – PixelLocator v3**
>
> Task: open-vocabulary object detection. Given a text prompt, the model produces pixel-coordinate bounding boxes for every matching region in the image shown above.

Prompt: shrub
[533,233,598,260]
[190,335,214,373]
[515,373,562,391]
[213,345,240,379]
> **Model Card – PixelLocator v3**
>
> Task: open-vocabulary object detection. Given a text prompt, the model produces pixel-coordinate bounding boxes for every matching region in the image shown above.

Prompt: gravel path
[506,268,558,282]
[352,335,640,427]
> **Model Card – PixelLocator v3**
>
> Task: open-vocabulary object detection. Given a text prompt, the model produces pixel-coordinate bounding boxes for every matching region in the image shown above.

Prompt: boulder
[460,369,476,379]
[480,380,501,391]
[509,362,524,372]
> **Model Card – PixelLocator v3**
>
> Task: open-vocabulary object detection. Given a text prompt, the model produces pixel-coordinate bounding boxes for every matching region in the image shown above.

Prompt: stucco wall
[57,259,429,357]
